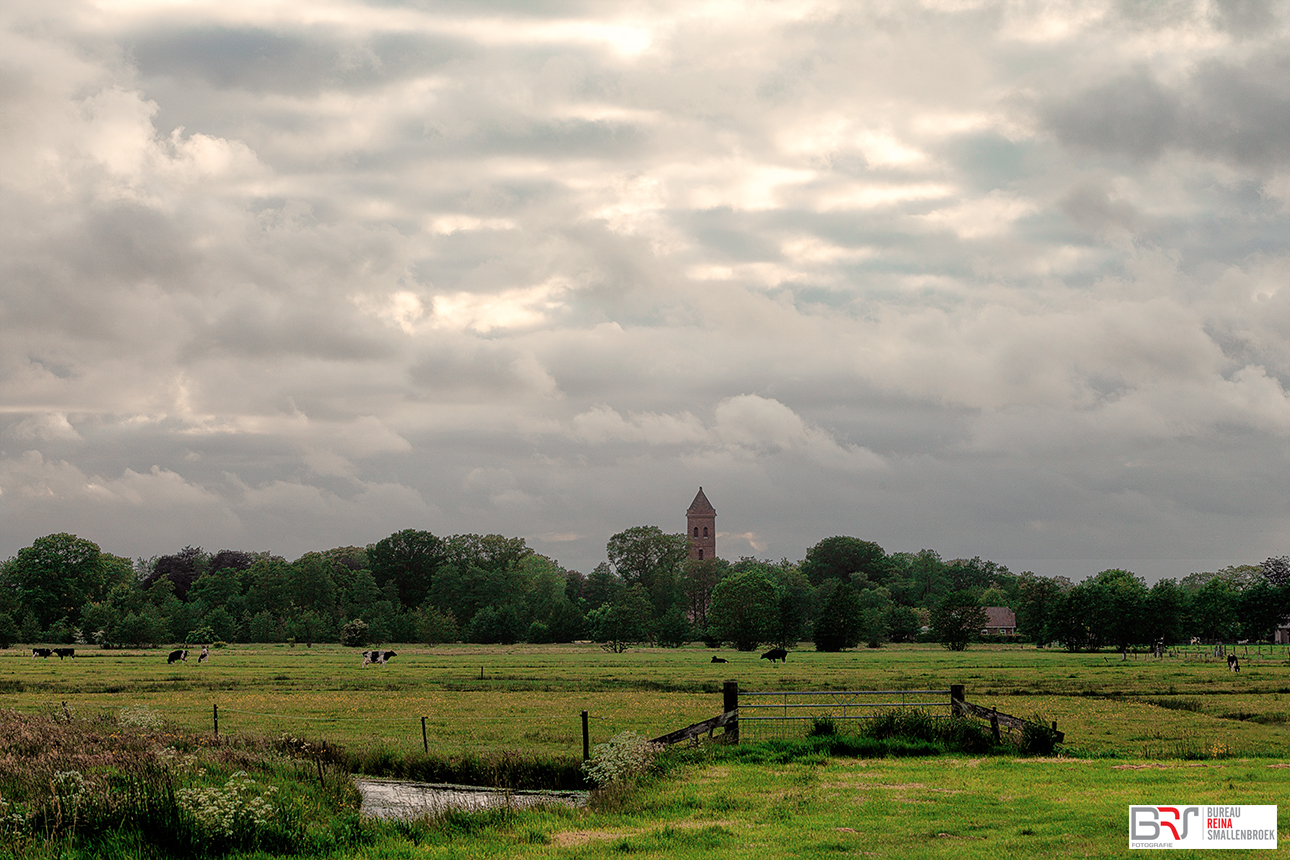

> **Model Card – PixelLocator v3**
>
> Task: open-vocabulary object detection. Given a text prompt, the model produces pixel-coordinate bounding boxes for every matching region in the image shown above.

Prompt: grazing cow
[710,656,727,663]
[53,648,74,660]
[761,647,788,664]
[198,645,210,663]
[31,648,52,659]
[167,649,188,664]
[1190,636,1202,645]
[1228,654,1241,673]
[361,649,396,667]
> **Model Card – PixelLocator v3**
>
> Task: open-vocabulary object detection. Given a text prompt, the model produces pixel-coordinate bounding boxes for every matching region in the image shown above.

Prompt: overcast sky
[3,0,1290,581]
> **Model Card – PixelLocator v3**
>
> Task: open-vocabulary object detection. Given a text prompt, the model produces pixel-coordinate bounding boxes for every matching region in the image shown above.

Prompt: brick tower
[686,487,716,561]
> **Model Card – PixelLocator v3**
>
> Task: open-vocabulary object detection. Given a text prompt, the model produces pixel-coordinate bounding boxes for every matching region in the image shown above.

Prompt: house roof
[687,487,716,516]
[984,606,1016,628]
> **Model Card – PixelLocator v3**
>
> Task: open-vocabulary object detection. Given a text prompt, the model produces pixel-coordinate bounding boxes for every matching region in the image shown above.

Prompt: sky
[3,0,1290,582]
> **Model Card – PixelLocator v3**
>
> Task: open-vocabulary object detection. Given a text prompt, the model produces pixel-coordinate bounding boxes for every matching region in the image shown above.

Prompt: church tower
[686,487,716,561]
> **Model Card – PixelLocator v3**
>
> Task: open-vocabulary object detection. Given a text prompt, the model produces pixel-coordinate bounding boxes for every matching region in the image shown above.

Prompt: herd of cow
[709,647,790,664]
[32,645,398,667]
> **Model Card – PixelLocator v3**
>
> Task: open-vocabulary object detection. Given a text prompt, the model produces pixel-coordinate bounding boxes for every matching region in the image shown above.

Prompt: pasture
[3,642,1290,859]
[4,642,1290,760]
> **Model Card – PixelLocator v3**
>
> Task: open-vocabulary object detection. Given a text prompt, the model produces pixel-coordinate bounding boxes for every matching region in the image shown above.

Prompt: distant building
[686,487,716,561]
[983,606,1017,636]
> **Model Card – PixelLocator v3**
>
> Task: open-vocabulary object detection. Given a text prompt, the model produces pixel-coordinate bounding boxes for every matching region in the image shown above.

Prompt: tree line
[0,530,1286,652]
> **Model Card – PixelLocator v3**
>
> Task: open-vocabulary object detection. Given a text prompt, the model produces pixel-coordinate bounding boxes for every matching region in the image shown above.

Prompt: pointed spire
[687,486,716,515]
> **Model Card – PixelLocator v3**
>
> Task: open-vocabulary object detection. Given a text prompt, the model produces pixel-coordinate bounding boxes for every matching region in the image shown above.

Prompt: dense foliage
[1,528,1287,652]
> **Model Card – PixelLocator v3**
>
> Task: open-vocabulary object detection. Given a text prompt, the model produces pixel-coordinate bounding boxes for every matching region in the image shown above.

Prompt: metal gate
[738,688,950,741]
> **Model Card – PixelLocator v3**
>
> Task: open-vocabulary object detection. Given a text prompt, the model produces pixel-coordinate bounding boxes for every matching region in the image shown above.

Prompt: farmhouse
[983,606,1017,636]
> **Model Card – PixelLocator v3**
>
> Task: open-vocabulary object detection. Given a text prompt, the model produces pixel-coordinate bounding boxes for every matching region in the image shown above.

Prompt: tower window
[694,527,699,537]
[698,549,703,559]
[703,527,708,537]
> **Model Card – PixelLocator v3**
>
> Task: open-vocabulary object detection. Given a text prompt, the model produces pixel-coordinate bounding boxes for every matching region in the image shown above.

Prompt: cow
[1228,654,1241,673]
[53,648,74,660]
[761,647,788,664]
[198,645,210,664]
[361,649,396,667]
[1190,636,1202,645]
[710,656,727,663]
[167,649,188,664]
[31,648,52,659]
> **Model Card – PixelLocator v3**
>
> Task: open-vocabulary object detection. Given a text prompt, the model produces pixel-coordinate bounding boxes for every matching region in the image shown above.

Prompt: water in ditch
[354,778,589,819]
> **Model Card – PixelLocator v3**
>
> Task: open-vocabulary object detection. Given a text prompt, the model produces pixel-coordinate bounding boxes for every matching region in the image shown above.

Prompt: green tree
[8,534,113,628]
[801,537,888,587]
[1015,572,1066,646]
[931,591,987,651]
[0,612,17,648]
[656,605,693,647]
[707,568,781,651]
[368,529,446,609]
[813,581,864,652]
[1145,578,1187,645]
[417,605,459,645]
[607,526,689,618]
[586,584,653,653]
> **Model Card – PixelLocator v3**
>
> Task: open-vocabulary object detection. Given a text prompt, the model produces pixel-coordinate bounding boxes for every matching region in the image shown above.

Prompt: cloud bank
[3,0,1290,579]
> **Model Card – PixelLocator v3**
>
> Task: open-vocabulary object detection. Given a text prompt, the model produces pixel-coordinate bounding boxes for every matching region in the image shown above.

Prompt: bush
[178,771,279,848]
[582,732,662,787]
[340,619,369,648]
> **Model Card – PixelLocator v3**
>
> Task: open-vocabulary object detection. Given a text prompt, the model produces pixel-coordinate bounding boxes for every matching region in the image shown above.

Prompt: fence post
[213,703,219,738]
[581,711,590,761]
[421,716,428,754]
[723,680,739,744]
[989,707,1001,744]
[950,684,964,716]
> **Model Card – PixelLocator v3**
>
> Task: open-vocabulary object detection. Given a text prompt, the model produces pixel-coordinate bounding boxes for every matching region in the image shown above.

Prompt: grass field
[3,641,1289,858]
[4,641,1290,759]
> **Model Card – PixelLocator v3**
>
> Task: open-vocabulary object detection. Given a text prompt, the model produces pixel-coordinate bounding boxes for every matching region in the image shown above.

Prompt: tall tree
[606,526,688,617]
[8,534,113,628]
[707,567,781,651]
[801,537,888,587]
[931,590,987,651]
[367,529,446,609]
[813,580,864,651]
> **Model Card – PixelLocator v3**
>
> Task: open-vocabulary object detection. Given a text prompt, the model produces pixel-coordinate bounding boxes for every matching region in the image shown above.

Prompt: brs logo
[1131,806,1200,841]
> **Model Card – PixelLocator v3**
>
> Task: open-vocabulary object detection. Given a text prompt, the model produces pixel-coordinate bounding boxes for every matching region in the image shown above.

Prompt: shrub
[340,619,369,648]
[177,771,279,846]
[117,705,164,730]
[582,732,662,787]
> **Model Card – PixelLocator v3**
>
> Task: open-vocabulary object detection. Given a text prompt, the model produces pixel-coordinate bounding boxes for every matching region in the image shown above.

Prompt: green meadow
[2,642,1289,858]
[5,642,1290,758]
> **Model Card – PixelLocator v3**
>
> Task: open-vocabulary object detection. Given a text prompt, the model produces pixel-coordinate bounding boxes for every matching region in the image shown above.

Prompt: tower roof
[687,487,716,516]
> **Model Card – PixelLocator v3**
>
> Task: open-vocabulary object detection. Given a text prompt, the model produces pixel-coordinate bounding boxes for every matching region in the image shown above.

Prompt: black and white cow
[167,649,188,664]
[361,649,396,667]
[710,656,728,663]
[31,648,52,659]
[1228,654,1241,673]
[198,645,209,663]
[761,647,788,664]
[53,648,75,660]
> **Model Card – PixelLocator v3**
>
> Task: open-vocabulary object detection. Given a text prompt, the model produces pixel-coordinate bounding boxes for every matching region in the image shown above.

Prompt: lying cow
[361,649,396,667]
[31,648,52,659]
[1228,654,1241,673]
[53,648,74,660]
[761,647,788,664]
[710,656,728,663]
[167,649,188,664]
